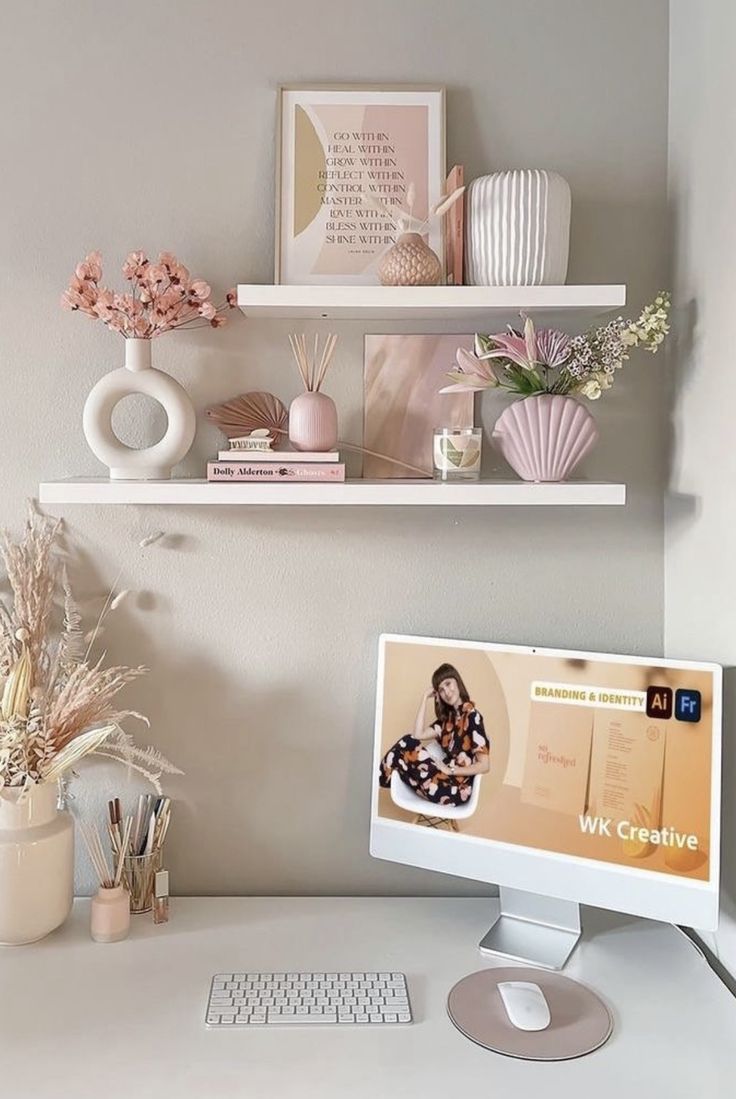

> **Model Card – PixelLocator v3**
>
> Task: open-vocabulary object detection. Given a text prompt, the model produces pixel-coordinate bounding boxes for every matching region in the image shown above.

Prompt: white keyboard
[206,971,412,1027]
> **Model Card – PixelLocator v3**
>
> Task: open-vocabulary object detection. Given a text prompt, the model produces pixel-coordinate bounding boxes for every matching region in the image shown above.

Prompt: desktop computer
[371,633,721,970]
[206,631,721,1034]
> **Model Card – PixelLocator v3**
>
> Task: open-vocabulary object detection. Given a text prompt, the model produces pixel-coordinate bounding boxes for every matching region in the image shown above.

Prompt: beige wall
[0,0,669,896]
[667,0,736,972]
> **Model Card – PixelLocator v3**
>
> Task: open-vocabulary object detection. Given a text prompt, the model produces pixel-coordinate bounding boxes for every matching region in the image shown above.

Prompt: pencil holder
[122,850,162,914]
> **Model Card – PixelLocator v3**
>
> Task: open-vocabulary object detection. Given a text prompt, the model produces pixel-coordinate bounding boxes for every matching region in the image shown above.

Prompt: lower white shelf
[39,478,626,507]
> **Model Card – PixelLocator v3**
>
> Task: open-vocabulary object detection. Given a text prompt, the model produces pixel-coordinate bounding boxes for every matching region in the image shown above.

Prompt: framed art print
[276,84,446,285]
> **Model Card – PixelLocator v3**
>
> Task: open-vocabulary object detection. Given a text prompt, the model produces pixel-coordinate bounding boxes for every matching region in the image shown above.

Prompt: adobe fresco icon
[646,685,701,723]
[675,689,701,723]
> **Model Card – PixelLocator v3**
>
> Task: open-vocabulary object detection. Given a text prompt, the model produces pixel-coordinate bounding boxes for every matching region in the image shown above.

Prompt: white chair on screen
[389,739,482,832]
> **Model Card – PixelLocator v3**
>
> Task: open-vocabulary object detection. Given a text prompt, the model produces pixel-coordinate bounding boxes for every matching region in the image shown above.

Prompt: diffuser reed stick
[289,333,338,392]
[81,817,131,889]
[247,417,431,478]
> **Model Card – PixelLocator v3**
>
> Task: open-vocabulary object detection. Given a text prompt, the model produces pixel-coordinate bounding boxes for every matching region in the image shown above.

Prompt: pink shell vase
[491,394,598,482]
[288,391,338,452]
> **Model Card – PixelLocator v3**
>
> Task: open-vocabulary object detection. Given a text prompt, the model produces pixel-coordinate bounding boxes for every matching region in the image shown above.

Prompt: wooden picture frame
[276,84,446,285]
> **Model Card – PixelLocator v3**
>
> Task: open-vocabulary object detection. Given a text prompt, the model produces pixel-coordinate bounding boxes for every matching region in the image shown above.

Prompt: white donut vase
[82,339,196,480]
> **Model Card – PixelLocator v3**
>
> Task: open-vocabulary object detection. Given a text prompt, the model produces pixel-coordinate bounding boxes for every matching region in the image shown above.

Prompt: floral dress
[379,701,489,806]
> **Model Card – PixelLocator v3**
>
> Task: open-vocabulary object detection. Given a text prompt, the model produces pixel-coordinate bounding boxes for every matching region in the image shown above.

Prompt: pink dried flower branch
[61,250,237,339]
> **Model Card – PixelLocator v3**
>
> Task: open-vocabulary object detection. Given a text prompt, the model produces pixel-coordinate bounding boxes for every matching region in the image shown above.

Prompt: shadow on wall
[55,522,258,895]
[720,667,736,932]
[663,293,700,529]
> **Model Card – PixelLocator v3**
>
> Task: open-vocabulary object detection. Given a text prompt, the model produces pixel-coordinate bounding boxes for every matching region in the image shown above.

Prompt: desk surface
[1,897,734,1098]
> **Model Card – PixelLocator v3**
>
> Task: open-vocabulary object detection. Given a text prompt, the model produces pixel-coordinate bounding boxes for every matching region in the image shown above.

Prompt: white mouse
[497,981,551,1031]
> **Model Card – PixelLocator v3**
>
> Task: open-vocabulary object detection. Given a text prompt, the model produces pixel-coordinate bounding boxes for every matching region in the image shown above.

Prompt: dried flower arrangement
[0,510,180,794]
[364,182,465,241]
[441,293,671,401]
[61,250,237,338]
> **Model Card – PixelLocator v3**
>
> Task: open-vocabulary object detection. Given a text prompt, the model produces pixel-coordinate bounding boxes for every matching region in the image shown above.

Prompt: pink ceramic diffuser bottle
[288,392,338,452]
[287,333,339,452]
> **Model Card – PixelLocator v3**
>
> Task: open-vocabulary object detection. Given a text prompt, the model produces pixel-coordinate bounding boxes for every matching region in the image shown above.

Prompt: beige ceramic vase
[378,233,442,286]
[0,782,74,945]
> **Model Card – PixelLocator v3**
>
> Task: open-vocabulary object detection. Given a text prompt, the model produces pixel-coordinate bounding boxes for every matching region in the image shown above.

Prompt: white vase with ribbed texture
[492,394,598,482]
[465,170,571,286]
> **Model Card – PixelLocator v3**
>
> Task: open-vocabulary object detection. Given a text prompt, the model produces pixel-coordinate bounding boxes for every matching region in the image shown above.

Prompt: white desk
[1,897,734,1098]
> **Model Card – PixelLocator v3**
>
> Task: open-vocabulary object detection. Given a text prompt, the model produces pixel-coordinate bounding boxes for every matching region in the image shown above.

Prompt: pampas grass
[0,506,179,792]
[0,511,60,683]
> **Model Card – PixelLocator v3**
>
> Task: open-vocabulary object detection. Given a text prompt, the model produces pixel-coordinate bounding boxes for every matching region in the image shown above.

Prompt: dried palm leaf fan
[207,388,431,478]
[206,391,288,440]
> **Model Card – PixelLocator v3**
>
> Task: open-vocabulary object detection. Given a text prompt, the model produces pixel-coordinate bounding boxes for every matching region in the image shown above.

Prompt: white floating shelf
[237,284,626,320]
[39,479,626,507]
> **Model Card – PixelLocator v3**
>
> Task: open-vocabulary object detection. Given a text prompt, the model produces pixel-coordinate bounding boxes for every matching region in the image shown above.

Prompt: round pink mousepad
[447,967,613,1061]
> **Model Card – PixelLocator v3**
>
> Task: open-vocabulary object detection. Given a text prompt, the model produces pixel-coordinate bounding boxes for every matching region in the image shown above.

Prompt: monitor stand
[479,887,581,970]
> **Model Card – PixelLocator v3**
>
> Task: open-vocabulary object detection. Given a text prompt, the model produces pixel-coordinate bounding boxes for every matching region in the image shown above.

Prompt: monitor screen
[370,635,721,930]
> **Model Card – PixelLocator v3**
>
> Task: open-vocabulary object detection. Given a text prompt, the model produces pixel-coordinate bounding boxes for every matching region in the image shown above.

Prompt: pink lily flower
[439,345,499,393]
[479,316,539,371]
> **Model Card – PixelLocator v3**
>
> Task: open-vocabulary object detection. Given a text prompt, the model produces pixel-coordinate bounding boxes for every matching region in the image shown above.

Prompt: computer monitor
[370,634,721,969]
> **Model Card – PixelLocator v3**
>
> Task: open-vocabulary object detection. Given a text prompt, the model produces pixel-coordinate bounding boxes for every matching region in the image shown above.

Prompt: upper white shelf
[237,284,627,321]
[39,479,626,507]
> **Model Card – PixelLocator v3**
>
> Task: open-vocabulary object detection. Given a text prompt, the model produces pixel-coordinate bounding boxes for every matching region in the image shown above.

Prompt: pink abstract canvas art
[363,335,475,478]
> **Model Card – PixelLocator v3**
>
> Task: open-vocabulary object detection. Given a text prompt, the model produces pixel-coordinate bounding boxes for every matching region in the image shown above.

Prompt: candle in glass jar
[433,427,482,481]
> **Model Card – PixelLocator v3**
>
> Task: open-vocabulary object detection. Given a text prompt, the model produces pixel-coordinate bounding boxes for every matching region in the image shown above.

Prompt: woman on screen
[378,663,489,805]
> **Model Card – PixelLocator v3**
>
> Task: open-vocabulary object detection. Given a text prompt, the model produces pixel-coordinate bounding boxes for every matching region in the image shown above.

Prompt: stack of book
[207,439,345,483]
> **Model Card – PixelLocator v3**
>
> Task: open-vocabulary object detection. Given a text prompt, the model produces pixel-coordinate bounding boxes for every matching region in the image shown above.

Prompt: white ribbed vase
[465,170,571,286]
[0,783,74,946]
[83,338,196,480]
[288,392,338,452]
[492,394,598,483]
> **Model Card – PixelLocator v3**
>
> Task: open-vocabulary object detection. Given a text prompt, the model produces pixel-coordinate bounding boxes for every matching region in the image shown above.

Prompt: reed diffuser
[80,817,132,943]
[287,333,339,452]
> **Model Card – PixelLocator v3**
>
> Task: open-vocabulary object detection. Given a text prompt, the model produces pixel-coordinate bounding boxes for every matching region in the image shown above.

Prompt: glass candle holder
[121,850,162,914]
[433,427,482,481]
